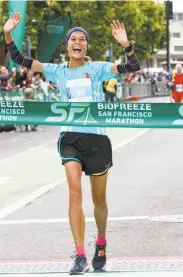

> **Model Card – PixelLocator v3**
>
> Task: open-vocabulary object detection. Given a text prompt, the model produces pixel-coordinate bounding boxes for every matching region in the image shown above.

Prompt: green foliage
[1,0,167,62]
[0,1,8,46]
[135,0,166,60]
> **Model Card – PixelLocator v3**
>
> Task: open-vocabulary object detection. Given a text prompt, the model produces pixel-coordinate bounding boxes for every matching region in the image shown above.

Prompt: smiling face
[67,31,87,60]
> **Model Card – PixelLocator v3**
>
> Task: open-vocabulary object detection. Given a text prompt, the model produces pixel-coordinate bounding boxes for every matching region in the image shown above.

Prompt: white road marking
[0,179,65,220]
[112,129,150,151]
[0,216,149,225]
[1,214,183,225]
[0,140,56,163]
[150,215,183,222]
[0,128,151,220]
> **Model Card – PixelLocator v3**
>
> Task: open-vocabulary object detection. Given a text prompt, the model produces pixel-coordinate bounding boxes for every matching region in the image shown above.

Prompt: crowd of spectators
[0,65,173,93]
[0,65,59,93]
[118,70,173,85]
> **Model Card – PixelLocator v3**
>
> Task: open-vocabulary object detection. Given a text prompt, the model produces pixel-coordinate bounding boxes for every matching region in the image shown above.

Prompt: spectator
[0,66,15,89]
[22,87,37,132]
[15,66,26,89]
[31,72,48,100]
[149,72,158,96]
[103,79,117,102]
[26,69,33,87]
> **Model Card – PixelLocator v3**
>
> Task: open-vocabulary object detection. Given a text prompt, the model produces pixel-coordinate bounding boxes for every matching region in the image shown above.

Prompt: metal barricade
[33,88,60,102]
[0,88,60,102]
[155,81,169,96]
[0,81,169,102]
[122,83,130,98]
[118,81,169,100]
[130,82,151,97]
[0,89,24,101]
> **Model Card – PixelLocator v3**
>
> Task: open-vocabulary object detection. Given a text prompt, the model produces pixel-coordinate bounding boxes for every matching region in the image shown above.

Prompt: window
[173,33,181,38]
[174,46,183,51]
[178,13,183,20]
[173,13,177,20]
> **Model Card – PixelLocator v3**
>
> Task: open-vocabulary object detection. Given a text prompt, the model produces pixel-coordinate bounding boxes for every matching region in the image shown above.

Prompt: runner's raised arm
[4,12,43,73]
[110,20,140,74]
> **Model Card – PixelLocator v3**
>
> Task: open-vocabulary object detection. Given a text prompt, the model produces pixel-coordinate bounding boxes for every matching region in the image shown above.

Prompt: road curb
[121,96,152,102]
[121,95,170,102]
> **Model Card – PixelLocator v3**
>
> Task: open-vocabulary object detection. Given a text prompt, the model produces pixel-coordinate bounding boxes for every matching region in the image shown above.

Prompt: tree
[26,0,69,59]
[134,0,166,60]
[51,1,118,61]
[0,1,8,46]
[0,0,166,63]
[53,0,166,62]
[112,0,145,61]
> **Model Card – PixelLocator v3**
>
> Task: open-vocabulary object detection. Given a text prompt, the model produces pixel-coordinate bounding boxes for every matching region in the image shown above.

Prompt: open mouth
[73,47,81,53]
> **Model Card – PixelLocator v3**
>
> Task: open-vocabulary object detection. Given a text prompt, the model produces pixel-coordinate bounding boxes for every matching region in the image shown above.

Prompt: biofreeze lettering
[97,103,151,111]
[0,101,24,108]
[0,108,25,115]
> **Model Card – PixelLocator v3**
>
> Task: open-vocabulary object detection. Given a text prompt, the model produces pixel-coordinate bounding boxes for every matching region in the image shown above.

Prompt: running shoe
[92,244,106,270]
[69,255,89,275]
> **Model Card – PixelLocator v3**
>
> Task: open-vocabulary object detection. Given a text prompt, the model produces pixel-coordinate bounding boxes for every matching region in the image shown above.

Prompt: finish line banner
[1,101,183,128]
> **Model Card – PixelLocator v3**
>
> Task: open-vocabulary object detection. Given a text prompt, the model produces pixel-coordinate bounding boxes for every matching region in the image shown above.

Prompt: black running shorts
[57,132,113,176]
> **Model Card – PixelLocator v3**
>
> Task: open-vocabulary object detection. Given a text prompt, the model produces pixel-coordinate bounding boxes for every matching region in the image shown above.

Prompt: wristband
[124,43,133,53]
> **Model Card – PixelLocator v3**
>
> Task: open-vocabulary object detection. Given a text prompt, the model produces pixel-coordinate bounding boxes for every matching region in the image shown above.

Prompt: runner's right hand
[4,12,21,33]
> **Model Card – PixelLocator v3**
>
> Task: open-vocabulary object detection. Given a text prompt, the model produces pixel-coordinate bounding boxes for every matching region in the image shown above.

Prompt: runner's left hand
[111,20,130,48]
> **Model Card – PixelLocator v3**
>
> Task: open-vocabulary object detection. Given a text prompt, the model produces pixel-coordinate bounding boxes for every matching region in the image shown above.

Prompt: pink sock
[76,246,86,258]
[96,234,106,246]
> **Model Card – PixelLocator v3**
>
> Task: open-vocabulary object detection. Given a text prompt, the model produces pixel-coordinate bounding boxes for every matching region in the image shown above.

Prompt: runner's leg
[90,172,108,270]
[90,173,108,237]
[64,161,85,250]
[64,161,89,275]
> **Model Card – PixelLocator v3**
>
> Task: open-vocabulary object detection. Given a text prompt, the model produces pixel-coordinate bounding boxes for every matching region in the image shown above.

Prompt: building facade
[149,12,183,69]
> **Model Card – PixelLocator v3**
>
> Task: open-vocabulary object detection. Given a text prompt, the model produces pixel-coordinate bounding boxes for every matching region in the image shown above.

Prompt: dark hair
[84,56,92,61]
[34,72,43,78]
[65,27,89,42]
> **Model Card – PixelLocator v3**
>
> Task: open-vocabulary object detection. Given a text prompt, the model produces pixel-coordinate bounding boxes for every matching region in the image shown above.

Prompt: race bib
[176,84,183,93]
[66,78,92,102]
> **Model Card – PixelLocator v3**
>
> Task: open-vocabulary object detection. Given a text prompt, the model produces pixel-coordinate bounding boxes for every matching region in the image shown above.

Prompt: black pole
[165,0,173,72]
[109,42,113,63]
[166,15,170,72]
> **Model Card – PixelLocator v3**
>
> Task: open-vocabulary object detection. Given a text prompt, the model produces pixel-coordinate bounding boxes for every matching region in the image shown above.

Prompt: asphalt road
[1,96,183,277]
[1,127,183,259]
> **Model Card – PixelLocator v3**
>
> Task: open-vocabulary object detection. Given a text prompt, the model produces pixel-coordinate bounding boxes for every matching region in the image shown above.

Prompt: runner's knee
[69,186,82,201]
[64,162,82,201]
[92,193,107,207]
